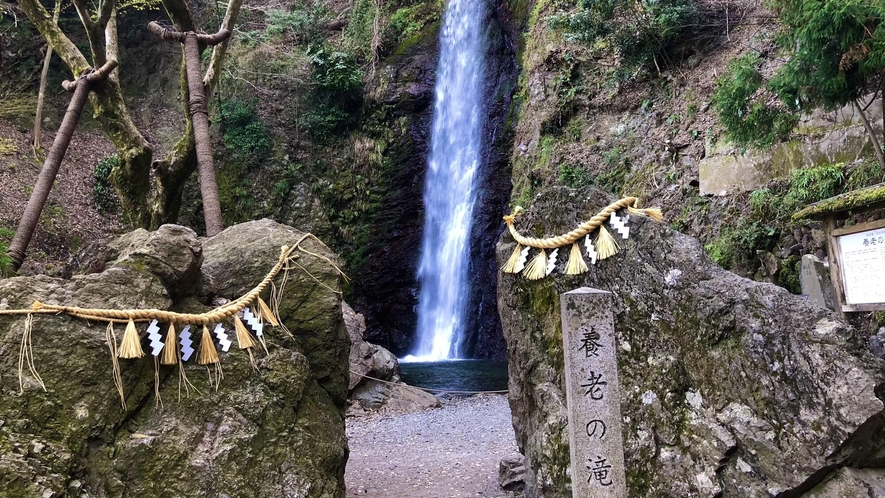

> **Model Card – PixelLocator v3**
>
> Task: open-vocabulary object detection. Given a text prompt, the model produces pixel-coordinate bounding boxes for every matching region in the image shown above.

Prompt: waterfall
[405,0,487,362]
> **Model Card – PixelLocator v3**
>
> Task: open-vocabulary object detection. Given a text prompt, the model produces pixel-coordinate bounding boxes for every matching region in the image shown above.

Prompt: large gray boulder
[0,219,349,497]
[497,187,885,497]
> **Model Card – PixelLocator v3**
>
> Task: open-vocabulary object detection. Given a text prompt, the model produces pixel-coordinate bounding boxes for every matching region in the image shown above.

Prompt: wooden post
[7,60,118,271]
[148,22,230,237]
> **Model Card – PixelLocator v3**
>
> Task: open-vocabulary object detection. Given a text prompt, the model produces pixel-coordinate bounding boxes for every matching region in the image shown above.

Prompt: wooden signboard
[828,219,885,313]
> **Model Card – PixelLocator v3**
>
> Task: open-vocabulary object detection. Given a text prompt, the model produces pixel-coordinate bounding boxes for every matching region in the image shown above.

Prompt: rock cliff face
[497,187,885,497]
[0,220,349,498]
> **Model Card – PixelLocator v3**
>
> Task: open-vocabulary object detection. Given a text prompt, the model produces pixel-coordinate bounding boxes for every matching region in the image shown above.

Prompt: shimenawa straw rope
[501,196,662,278]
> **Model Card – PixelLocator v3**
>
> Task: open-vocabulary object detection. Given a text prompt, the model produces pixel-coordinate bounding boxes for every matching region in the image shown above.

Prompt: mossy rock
[0,220,348,497]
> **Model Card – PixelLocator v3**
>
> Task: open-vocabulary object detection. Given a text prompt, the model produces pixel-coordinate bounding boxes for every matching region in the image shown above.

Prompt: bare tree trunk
[33,45,53,151]
[31,0,63,151]
[855,99,885,171]
[8,60,118,270]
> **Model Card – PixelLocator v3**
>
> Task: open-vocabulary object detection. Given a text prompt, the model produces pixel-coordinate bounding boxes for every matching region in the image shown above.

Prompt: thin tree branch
[203,0,244,91]
[854,98,885,170]
[161,0,197,32]
[70,0,94,33]
[104,8,119,83]
[71,0,105,66]
[96,0,115,30]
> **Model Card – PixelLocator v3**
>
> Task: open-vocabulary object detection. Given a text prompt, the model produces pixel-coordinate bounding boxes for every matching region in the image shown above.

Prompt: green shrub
[845,159,885,191]
[93,155,120,214]
[549,0,702,72]
[220,99,272,161]
[342,0,380,62]
[711,54,798,148]
[704,219,777,270]
[784,164,844,207]
[559,164,592,188]
[704,229,735,267]
[748,187,781,220]
[264,5,330,44]
[302,48,363,138]
[386,4,440,48]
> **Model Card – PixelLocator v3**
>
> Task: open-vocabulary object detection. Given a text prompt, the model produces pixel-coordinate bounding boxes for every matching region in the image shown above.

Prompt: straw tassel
[628,206,664,223]
[502,244,526,273]
[118,320,145,359]
[595,225,620,260]
[198,325,219,365]
[161,323,178,365]
[234,315,256,350]
[256,297,279,327]
[566,242,589,275]
[522,249,548,280]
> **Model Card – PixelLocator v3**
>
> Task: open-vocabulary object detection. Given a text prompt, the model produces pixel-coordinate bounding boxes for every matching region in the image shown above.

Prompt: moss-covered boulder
[0,219,349,497]
[497,187,885,497]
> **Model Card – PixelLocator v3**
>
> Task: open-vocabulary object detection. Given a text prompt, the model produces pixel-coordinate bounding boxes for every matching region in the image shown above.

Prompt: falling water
[405,0,487,362]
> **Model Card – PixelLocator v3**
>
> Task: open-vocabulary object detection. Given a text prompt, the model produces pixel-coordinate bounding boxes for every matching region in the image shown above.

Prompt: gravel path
[346,394,524,498]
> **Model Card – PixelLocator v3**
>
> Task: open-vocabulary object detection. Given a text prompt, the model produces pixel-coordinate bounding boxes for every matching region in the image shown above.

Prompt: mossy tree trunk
[16,0,243,232]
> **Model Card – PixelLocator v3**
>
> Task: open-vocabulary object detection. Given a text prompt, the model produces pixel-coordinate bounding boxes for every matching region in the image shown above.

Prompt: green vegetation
[705,164,847,287]
[302,48,363,138]
[559,164,592,188]
[549,0,702,74]
[220,99,272,163]
[0,228,14,277]
[844,159,885,192]
[93,155,121,214]
[265,4,331,43]
[343,1,441,62]
[0,138,17,155]
[712,0,885,165]
[711,54,797,147]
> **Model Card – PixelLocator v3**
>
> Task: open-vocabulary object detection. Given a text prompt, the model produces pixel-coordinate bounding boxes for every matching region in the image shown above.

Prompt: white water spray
[404,0,487,362]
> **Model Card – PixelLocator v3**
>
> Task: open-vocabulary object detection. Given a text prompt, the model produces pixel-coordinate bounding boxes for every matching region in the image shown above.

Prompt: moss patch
[793,182,885,220]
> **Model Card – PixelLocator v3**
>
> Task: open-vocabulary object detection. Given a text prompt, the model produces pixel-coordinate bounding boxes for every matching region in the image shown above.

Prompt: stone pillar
[799,254,837,311]
[560,288,627,498]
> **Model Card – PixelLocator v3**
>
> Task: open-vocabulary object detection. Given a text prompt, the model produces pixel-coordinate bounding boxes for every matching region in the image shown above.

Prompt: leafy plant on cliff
[549,0,702,73]
[706,165,845,280]
[713,0,885,167]
[711,54,798,148]
[559,163,592,188]
[264,3,331,45]
[220,99,272,163]
[302,48,364,138]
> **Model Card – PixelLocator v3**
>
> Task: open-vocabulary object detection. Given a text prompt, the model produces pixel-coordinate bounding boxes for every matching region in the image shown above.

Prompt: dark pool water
[398,359,509,393]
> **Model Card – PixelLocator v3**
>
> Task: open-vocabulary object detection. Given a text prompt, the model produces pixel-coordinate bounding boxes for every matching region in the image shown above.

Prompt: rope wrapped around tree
[501,196,663,280]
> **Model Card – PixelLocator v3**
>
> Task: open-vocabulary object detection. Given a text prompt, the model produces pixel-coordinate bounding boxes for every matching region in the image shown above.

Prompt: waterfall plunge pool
[398,359,509,394]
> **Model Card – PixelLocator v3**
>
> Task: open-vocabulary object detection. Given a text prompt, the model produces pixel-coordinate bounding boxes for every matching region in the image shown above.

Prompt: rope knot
[503,206,524,224]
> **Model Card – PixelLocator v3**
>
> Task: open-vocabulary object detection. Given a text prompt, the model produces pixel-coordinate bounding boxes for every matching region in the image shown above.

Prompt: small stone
[498,456,526,491]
